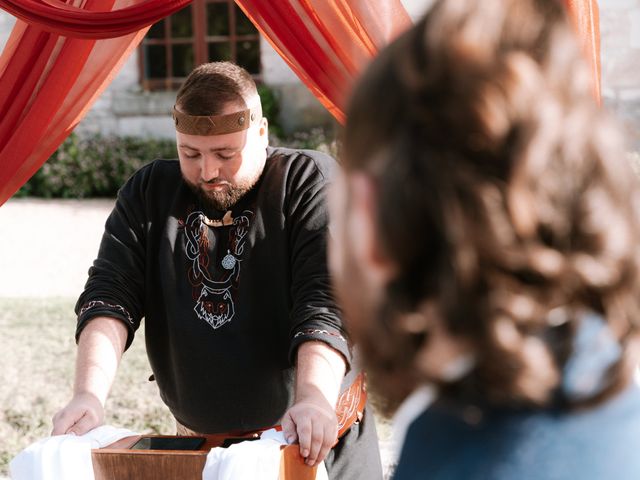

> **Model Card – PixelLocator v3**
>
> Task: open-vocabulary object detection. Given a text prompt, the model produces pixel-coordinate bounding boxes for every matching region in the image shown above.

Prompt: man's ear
[348,173,397,285]
[259,117,269,147]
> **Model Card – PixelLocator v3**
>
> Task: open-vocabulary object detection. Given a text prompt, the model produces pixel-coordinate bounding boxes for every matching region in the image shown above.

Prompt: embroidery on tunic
[182,209,253,330]
[79,300,135,325]
[293,328,347,343]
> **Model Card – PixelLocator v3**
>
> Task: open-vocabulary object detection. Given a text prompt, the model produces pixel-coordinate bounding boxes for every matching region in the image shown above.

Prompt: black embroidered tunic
[75,147,352,433]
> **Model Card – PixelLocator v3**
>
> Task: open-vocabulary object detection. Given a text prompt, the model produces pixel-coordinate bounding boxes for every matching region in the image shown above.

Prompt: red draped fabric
[0,0,191,38]
[566,0,601,101]
[0,0,601,207]
[236,0,601,123]
[235,0,412,124]
[0,0,192,206]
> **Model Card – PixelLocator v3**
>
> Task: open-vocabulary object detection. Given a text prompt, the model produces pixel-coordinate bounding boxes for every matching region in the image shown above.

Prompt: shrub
[272,127,339,158]
[16,134,177,198]
[16,123,340,199]
[257,84,283,139]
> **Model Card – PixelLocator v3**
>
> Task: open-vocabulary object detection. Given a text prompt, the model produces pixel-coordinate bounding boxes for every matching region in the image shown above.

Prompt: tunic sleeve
[74,167,149,350]
[286,153,352,369]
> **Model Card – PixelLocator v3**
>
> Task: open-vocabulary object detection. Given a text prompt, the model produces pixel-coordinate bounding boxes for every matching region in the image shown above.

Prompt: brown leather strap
[172,106,260,136]
[336,372,367,438]
[175,373,367,446]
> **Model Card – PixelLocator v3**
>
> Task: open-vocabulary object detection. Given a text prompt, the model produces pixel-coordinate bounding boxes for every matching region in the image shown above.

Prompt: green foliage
[273,127,339,158]
[15,104,342,200]
[16,133,177,199]
[0,298,175,477]
[257,84,284,138]
[0,296,391,477]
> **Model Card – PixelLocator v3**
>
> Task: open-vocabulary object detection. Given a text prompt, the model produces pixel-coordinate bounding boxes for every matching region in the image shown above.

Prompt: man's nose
[201,156,220,182]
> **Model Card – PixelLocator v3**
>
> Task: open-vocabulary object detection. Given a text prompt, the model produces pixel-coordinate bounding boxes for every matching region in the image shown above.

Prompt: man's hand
[281,394,338,467]
[51,392,104,436]
[284,341,346,467]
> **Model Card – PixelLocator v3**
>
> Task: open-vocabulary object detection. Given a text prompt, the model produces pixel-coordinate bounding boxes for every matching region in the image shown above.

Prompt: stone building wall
[600,0,640,150]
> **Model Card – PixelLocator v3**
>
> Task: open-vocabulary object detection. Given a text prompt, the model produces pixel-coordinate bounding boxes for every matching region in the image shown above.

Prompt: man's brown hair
[175,61,258,116]
[343,0,640,411]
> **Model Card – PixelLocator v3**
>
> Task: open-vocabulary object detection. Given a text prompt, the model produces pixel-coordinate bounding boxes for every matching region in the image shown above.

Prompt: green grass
[0,298,174,476]
[0,298,394,477]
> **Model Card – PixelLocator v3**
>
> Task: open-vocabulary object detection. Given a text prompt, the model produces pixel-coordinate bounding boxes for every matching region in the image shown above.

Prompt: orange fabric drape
[566,0,601,100]
[0,0,191,38]
[0,0,601,206]
[235,0,412,124]
[0,0,192,207]
[235,1,601,124]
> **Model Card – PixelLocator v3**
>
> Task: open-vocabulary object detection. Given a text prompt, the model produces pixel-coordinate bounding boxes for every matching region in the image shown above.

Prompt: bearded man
[52,61,382,479]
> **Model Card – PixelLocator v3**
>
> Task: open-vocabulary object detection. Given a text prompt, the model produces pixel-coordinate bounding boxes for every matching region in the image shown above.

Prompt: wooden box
[91,435,316,480]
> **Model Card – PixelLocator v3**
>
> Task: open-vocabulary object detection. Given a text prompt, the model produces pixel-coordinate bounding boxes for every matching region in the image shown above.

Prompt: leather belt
[176,372,367,447]
[336,372,367,438]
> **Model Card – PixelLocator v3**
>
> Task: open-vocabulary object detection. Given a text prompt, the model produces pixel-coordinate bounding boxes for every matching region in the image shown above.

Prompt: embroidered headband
[172,105,261,136]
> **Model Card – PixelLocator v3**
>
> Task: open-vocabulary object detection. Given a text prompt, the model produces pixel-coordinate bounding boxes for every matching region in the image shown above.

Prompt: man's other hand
[281,395,338,467]
[51,392,104,436]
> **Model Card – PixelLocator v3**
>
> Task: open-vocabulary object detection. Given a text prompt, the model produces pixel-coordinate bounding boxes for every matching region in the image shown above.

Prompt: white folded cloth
[10,425,137,480]
[202,428,328,480]
[10,425,328,480]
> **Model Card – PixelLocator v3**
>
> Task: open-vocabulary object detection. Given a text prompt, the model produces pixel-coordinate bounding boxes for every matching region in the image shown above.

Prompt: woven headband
[172,106,261,136]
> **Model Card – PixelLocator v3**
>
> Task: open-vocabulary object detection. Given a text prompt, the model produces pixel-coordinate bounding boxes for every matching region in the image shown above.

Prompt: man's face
[176,102,269,211]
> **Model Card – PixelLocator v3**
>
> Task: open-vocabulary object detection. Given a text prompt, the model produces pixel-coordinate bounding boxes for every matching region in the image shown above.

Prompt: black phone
[130,436,206,451]
[221,436,261,448]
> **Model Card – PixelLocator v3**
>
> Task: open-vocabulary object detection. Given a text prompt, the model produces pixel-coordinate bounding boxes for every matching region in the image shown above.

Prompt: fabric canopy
[235,0,412,124]
[0,0,601,207]
[236,0,601,123]
[0,0,191,38]
[0,0,191,206]
[566,0,601,100]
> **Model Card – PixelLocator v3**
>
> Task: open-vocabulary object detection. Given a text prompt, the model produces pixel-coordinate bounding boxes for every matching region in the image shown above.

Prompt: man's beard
[184,176,258,211]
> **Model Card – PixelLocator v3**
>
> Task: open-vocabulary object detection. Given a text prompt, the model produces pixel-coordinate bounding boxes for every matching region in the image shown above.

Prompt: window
[140,0,261,91]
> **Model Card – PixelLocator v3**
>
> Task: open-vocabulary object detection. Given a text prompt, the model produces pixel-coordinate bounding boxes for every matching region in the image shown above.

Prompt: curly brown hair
[342,0,640,411]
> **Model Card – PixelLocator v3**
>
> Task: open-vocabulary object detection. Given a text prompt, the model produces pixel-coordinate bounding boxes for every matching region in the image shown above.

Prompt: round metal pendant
[222,253,236,270]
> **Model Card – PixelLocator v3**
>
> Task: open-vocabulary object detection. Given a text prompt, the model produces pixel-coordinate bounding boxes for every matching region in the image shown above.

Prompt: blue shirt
[394,384,640,479]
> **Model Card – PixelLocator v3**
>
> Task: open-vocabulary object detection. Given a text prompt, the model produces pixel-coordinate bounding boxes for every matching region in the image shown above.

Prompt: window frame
[138,0,262,91]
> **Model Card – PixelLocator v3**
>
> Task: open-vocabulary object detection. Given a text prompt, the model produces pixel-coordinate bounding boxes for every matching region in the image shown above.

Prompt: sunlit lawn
[0,298,394,478]
[0,297,174,476]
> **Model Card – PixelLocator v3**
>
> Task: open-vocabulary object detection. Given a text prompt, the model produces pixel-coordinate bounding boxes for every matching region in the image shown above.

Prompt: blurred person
[51,61,382,479]
[330,0,640,478]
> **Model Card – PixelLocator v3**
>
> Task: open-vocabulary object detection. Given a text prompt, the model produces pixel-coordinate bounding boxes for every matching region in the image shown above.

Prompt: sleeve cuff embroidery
[293,328,347,344]
[78,300,135,325]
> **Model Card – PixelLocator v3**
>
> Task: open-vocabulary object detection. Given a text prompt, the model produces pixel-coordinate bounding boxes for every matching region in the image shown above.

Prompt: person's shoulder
[124,159,180,187]
[266,146,337,182]
[135,158,180,179]
[398,386,640,479]
[119,159,181,200]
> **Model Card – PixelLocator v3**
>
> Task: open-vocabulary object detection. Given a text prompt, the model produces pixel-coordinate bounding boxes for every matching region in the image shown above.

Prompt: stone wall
[76,37,336,139]
[0,13,13,47]
[600,0,640,150]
